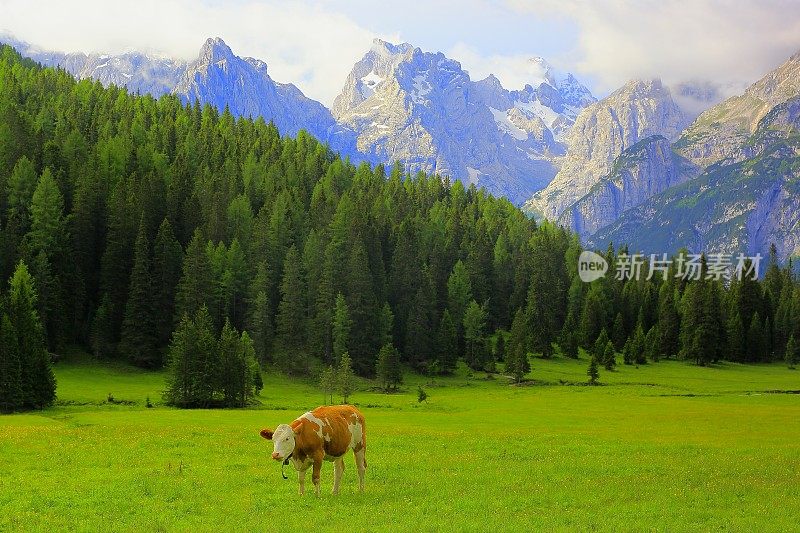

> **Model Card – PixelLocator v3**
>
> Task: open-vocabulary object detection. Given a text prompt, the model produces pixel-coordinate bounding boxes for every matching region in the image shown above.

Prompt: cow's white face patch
[271,424,296,460]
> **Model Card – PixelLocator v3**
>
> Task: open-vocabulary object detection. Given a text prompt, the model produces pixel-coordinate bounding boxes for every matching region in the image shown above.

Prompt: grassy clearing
[1,351,799,532]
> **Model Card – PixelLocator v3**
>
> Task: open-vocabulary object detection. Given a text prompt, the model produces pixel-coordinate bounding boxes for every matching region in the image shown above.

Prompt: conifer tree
[345,241,378,375]
[587,357,599,385]
[276,245,306,357]
[8,261,55,409]
[175,230,214,326]
[436,309,458,375]
[506,309,531,383]
[247,260,273,364]
[603,340,616,371]
[319,365,336,404]
[337,351,355,403]
[152,218,183,349]
[748,312,766,362]
[120,217,159,368]
[332,292,351,364]
[0,314,23,412]
[786,335,798,369]
[727,312,746,362]
[463,299,488,370]
[612,312,626,351]
[594,328,610,364]
[376,343,402,391]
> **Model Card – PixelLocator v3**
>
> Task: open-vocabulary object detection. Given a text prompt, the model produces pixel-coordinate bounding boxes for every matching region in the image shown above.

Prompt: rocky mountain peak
[198,37,236,65]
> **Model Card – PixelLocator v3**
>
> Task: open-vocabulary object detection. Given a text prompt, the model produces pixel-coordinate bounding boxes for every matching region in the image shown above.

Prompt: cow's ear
[260,428,274,440]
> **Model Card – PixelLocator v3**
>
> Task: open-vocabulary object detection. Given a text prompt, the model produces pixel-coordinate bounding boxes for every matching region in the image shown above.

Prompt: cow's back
[304,405,365,459]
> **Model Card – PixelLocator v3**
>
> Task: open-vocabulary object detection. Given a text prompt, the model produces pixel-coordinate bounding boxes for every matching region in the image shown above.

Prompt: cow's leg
[354,449,366,492]
[298,469,306,495]
[312,454,323,497]
[332,457,344,495]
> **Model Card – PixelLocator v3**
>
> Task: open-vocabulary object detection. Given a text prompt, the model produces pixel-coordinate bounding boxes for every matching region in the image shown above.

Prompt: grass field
[1,350,799,532]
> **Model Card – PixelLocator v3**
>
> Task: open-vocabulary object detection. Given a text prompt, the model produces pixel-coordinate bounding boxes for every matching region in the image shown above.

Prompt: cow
[260,405,366,496]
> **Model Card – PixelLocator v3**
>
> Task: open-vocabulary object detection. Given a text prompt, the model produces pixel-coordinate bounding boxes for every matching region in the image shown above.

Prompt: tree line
[0,45,799,409]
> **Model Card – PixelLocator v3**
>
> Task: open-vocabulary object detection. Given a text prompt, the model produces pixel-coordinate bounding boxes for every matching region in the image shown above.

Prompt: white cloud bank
[507,0,800,97]
[0,0,398,106]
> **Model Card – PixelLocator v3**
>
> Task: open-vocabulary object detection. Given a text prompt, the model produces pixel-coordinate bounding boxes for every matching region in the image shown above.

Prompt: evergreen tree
[376,343,402,391]
[216,320,256,407]
[152,218,183,349]
[463,299,488,370]
[345,241,379,375]
[276,245,306,369]
[447,260,473,353]
[163,306,217,408]
[594,328,610,364]
[786,335,798,369]
[378,302,394,347]
[0,314,23,412]
[332,292,352,364]
[319,365,336,404]
[505,341,530,384]
[727,312,746,362]
[611,312,626,351]
[436,309,458,375]
[587,357,599,385]
[8,261,55,409]
[603,340,616,371]
[337,351,355,403]
[747,312,766,362]
[405,269,436,371]
[247,260,273,364]
[120,217,159,368]
[175,230,214,326]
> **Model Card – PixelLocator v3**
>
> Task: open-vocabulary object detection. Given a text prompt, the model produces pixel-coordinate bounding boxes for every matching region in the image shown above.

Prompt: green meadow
[1,351,799,532]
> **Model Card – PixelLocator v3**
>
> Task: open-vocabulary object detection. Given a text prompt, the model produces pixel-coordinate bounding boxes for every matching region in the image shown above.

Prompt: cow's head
[260,424,296,461]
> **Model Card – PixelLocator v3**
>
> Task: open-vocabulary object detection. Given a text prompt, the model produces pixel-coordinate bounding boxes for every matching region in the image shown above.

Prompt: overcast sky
[2,0,799,106]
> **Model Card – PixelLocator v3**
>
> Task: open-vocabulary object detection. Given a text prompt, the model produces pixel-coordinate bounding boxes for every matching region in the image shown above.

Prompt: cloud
[447,43,552,90]
[0,0,395,105]
[507,0,800,97]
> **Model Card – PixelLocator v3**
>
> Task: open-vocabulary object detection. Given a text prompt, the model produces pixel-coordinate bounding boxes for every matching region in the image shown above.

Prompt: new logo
[578,251,608,282]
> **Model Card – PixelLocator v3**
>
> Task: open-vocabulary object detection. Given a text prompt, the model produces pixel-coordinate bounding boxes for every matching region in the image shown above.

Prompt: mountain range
[3,32,799,259]
[1,33,598,204]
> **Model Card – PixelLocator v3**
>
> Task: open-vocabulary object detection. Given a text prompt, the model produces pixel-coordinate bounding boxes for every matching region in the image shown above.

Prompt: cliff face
[525,79,687,220]
[674,51,800,169]
[558,136,700,239]
[590,96,800,261]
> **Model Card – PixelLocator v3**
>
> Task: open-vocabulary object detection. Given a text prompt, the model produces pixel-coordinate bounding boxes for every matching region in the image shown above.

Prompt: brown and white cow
[260,405,366,496]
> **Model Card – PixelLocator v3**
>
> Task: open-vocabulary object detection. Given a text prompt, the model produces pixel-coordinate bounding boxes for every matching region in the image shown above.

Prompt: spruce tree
[463,299,488,370]
[376,343,402,391]
[152,218,183,349]
[332,292,351,364]
[8,261,55,409]
[319,365,336,404]
[786,335,798,369]
[0,314,23,412]
[612,312,626,351]
[587,357,599,385]
[747,312,766,362]
[247,260,273,364]
[727,312,746,362]
[603,340,616,371]
[120,217,159,368]
[337,351,355,403]
[594,328,610,364]
[436,310,458,375]
[174,230,214,326]
[276,245,306,368]
[505,342,530,384]
[344,241,378,375]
